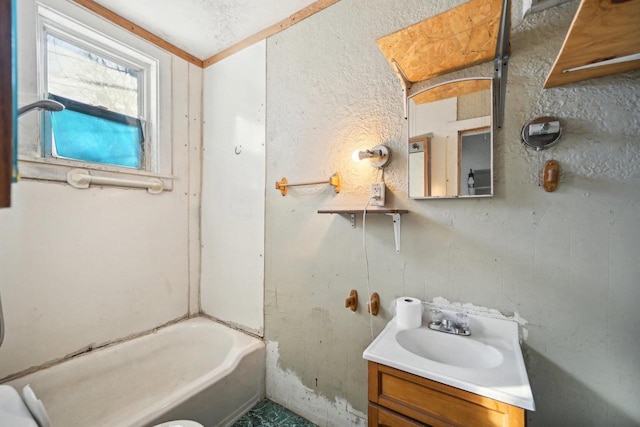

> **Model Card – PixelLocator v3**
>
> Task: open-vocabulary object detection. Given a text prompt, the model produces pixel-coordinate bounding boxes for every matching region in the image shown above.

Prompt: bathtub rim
[1,314,264,384]
[4,316,266,427]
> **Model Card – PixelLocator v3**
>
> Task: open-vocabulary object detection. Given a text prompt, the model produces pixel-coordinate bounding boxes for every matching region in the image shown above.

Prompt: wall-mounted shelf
[544,0,640,88]
[318,208,409,253]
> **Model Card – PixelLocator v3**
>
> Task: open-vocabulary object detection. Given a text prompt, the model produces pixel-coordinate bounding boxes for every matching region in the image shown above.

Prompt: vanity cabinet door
[368,362,524,427]
[368,404,425,427]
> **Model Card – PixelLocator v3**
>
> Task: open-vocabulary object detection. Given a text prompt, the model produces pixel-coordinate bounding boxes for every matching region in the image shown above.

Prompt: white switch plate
[370,182,385,207]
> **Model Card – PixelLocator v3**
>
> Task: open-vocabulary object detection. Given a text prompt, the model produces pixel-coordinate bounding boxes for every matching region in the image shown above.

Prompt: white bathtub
[6,317,265,427]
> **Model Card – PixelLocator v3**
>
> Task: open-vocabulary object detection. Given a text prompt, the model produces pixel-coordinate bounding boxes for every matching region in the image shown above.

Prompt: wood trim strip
[72,0,204,67]
[203,0,341,68]
[1,0,12,208]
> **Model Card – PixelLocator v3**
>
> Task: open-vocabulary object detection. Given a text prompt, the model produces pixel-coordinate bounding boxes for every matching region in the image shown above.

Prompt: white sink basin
[396,328,504,369]
[363,307,535,411]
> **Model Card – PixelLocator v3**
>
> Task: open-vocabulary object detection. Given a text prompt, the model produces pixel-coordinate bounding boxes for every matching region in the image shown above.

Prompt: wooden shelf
[375,0,503,83]
[317,208,408,215]
[544,0,640,88]
[318,208,408,253]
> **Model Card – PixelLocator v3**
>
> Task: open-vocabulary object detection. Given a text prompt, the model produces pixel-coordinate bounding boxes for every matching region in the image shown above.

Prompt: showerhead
[18,100,65,117]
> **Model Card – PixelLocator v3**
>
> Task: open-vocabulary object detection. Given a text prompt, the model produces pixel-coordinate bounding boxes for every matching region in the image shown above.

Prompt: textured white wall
[264,1,640,426]
[0,1,202,379]
[201,41,266,335]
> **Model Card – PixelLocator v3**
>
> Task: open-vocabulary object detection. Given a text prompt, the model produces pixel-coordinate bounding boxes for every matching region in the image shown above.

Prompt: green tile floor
[233,399,316,427]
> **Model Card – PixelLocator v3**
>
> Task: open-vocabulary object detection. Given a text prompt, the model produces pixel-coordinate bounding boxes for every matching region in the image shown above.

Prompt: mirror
[521,116,562,151]
[408,78,493,199]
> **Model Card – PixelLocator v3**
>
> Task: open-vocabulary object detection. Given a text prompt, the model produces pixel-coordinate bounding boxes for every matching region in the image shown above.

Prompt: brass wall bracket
[368,292,380,316]
[275,177,288,196]
[345,289,358,312]
[542,160,559,192]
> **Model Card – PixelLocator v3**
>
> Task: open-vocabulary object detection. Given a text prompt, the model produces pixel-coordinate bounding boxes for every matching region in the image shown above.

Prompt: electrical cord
[0,294,4,347]
[362,166,386,341]
[362,195,376,340]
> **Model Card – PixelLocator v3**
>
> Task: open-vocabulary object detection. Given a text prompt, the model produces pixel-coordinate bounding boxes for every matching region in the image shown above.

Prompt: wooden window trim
[1,0,12,208]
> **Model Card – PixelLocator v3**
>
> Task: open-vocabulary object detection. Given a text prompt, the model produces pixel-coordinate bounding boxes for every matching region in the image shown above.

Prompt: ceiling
[92,0,320,61]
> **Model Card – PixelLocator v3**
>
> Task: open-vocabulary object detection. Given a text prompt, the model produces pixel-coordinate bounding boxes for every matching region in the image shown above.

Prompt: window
[39,7,156,171]
[17,2,172,189]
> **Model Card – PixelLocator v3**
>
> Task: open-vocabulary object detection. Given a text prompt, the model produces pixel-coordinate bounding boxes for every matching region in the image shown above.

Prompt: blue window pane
[50,104,143,169]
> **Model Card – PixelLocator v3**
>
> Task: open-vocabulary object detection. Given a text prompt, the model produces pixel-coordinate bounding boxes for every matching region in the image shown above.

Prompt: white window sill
[18,156,174,192]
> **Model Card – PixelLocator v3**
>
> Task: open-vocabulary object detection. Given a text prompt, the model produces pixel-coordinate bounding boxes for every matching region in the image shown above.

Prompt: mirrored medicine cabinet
[407,78,493,199]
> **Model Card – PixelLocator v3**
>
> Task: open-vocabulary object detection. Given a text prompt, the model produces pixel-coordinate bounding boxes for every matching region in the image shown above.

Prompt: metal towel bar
[275,172,342,197]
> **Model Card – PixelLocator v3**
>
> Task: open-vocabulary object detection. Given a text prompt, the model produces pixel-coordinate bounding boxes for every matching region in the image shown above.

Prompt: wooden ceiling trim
[203,0,341,68]
[544,0,640,88]
[73,0,204,67]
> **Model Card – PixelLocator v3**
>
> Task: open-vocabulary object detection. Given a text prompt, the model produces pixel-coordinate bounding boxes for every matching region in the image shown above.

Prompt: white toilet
[153,421,204,427]
[0,385,40,427]
[0,385,203,427]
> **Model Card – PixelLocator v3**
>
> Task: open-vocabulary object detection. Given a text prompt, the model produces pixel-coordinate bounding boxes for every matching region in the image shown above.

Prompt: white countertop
[363,310,535,411]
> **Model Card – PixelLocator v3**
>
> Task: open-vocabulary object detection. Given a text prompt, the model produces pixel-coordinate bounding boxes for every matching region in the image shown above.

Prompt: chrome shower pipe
[0,99,66,347]
[18,99,65,117]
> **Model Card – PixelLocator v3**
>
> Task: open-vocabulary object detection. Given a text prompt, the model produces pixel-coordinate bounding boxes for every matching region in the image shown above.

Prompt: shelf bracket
[493,0,511,130]
[391,59,412,120]
[317,209,407,253]
[386,213,401,254]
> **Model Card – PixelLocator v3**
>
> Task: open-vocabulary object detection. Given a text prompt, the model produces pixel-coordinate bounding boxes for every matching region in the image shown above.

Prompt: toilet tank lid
[0,385,38,427]
[152,421,204,427]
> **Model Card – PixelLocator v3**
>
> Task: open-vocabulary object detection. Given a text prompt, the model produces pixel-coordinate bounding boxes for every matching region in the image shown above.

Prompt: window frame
[17,1,173,190]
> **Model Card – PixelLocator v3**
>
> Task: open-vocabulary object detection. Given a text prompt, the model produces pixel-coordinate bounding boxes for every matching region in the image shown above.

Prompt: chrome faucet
[18,99,65,117]
[428,310,471,336]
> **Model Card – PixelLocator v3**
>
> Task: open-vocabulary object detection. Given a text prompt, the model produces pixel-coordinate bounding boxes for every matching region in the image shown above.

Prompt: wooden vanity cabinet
[368,362,525,427]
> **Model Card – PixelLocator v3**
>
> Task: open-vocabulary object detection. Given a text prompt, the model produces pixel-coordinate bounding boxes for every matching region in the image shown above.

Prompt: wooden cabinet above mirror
[376,0,510,130]
[375,0,504,83]
[544,0,640,88]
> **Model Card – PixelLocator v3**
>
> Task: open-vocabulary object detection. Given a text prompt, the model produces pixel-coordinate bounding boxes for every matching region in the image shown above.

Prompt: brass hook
[367,292,380,316]
[344,290,358,312]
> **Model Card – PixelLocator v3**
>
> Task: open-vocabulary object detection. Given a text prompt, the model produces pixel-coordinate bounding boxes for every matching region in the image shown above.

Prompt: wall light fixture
[351,145,391,169]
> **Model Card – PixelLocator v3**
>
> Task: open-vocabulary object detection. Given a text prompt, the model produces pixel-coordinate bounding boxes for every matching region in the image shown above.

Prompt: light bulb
[352,149,368,162]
